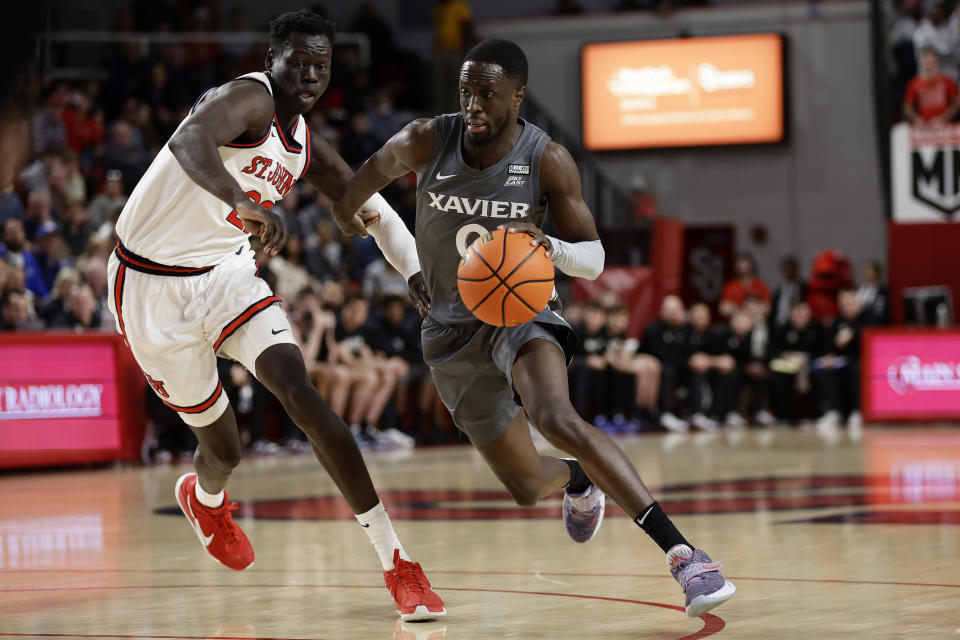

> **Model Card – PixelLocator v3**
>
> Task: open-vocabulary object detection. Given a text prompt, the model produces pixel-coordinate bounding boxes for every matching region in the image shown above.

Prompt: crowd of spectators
[887,0,960,123]
[566,252,890,436]
[1,3,892,462]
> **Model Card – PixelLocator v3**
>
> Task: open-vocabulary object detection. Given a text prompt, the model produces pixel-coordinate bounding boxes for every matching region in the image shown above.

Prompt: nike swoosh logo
[435,171,456,180]
[271,328,288,335]
[201,531,214,546]
[360,523,370,528]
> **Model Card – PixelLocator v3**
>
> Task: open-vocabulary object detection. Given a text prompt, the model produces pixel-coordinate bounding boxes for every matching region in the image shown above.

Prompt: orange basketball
[457,229,555,326]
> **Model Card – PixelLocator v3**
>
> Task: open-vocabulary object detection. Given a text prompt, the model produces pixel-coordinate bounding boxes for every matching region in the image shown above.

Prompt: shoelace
[395,560,431,595]
[210,502,240,544]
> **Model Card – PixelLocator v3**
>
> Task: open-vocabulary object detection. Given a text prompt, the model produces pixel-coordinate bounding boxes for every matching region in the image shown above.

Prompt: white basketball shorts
[107,241,297,427]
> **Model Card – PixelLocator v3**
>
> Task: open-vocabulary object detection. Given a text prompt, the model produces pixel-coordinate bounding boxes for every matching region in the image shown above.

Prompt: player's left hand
[498,222,553,257]
[407,271,431,318]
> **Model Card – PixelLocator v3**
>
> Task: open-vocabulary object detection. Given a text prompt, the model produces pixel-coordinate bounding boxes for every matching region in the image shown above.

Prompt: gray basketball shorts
[421,308,576,447]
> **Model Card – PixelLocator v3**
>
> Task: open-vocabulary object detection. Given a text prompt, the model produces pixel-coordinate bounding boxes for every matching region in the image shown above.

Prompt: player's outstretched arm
[332,118,435,235]
[168,81,287,255]
[499,141,604,280]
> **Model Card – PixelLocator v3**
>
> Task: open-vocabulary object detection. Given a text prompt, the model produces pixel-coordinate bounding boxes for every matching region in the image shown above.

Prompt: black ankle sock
[635,502,691,553]
[562,458,593,494]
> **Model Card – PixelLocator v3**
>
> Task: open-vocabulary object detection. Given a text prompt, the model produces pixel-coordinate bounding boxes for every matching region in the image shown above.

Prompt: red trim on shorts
[212,295,281,352]
[114,264,128,342]
[162,380,224,414]
[115,242,214,277]
[300,126,312,178]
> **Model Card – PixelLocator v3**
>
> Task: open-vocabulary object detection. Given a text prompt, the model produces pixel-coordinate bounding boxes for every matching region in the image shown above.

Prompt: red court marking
[0,568,957,590]
[0,636,322,640]
[0,584,723,640]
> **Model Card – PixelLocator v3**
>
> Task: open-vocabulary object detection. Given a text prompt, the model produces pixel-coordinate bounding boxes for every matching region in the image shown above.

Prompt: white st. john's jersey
[115,72,312,268]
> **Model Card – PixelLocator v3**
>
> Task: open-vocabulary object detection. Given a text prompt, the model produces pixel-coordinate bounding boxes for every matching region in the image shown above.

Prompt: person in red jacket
[719,252,770,318]
[903,46,960,124]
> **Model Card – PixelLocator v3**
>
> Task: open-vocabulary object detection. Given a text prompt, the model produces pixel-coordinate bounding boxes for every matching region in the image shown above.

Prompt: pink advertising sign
[864,329,960,420]
[0,341,122,450]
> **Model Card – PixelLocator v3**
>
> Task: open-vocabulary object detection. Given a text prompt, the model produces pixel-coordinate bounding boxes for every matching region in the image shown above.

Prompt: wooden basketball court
[1,427,958,639]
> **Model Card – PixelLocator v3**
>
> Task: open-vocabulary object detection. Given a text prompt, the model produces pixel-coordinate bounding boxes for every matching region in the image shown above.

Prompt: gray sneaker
[562,484,605,543]
[667,544,736,617]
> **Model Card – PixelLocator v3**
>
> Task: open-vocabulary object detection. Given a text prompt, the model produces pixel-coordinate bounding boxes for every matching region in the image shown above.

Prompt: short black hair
[463,38,528,87]
[268,9,336,51]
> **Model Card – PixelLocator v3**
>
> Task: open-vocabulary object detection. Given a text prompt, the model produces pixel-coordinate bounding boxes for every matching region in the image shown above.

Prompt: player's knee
[529,402,583,446]
[503,476,541,507]
[204,437,242,472]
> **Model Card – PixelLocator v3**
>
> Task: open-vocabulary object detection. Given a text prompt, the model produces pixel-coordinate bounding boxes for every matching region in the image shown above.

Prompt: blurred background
[2,0,958,470]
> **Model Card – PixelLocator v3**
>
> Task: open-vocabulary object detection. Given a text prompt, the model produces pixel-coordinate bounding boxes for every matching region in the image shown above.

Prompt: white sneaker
[725,412,747,429]
[755,410,776,427]
[847,411,863,430]
[660,412,690,433]
[691,413,719,431]
[380,428,416,448]
[816,410,841,432]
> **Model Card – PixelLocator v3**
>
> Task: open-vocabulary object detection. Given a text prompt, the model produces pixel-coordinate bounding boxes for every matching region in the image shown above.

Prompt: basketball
[457,229,555,326]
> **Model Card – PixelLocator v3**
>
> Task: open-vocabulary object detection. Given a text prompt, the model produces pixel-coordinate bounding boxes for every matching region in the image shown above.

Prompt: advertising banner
[891,121,960,221]
[863,328,960,420]
[581,34,784,150]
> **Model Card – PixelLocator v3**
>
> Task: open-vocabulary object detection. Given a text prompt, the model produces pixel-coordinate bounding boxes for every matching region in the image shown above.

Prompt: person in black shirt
[769,301,822,424]
[714,310,754,427]
[743,296,775,426]
[813,288,864,431]
[598,305,639,432]
[685,304,721,430]
[641,295,690,432]
[569,302,608,423]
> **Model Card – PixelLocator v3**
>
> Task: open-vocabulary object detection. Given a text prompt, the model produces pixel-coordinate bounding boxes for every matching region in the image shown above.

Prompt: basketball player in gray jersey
[334,39,735,618]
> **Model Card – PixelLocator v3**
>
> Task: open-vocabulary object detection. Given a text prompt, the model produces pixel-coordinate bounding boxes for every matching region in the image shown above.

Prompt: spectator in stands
[569,302,608,424]
[770,255,807,328]
[903,46,960,124]
[103,120,150,192]
[62,91,104,156]
[269,234,312,301]
[47,282,101,330]
[912,3,959,81]
[1,217,48,300]
[719,252,771,318]
[87,169,127,230]
[37,266,79,326]
[770,301,823,424]
[362,257,409,302]
[23,189,54,242]
[813,288,864,432]
[306,220,343,281]
[432,0,474,113]
[60,199,93,257]
[715,310,754,428]
[340,112,380,170]
[641,295,690,432]
[0,288,42,331]
[743,296,775,426]
[685,303,724,431]
[334,294,411,448]
[366,89,405,145]
[596,305,640,432]
[31,221,70,293]
[33,92,68,156]
[857,260,891,325]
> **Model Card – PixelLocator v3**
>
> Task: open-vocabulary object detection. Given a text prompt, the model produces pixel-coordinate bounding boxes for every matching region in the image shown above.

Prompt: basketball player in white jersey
[108,10,444,621]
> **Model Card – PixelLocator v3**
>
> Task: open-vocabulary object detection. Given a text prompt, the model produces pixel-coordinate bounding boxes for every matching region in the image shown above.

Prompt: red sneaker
[383,549,446,621]
[174,472,254,571]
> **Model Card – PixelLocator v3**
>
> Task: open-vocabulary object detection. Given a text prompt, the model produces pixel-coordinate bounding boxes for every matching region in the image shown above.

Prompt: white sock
[356,502,409,570]
[195,481,224,508]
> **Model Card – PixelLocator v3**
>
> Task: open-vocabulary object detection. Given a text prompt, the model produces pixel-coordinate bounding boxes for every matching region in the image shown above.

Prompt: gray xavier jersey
[416,114,551,325]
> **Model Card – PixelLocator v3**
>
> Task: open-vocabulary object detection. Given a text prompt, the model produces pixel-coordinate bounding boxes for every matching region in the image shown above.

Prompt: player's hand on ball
[407,271,431,318]
[235,199,288,256]
[498,222,553,257]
